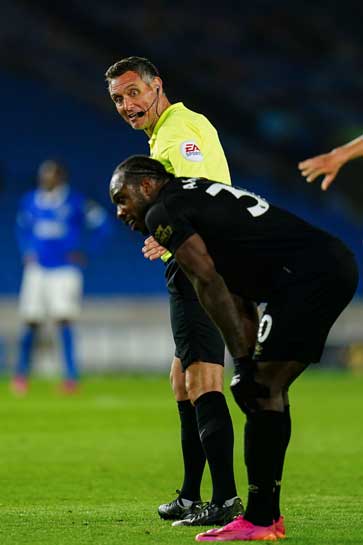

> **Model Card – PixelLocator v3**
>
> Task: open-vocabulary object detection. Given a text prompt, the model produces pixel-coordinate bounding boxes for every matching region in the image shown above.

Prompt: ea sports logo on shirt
[181,141,204,162]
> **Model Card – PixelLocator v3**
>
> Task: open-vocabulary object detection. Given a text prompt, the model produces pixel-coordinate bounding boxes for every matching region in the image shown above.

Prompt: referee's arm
[144,136,210,262]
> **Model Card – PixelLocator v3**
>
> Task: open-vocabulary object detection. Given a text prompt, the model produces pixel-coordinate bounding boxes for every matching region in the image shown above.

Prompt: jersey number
[258,314,273,343]
[206,184,269,217]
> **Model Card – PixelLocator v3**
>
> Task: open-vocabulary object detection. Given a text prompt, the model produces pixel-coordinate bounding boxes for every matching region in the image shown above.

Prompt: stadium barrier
[0,297,362,376]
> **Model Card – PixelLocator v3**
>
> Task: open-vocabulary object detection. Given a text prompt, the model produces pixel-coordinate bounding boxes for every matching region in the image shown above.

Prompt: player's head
[110,155,172,234]
[37,160,67,191]
[105,56,168,133]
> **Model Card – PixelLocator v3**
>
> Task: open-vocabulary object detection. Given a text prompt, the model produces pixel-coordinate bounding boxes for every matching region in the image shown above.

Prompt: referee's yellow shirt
[148,102,231,261]
[148,102,231,185]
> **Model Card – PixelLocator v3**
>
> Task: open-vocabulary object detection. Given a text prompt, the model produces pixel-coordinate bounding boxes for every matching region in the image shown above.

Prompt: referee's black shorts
[167,262,225,371]
[254,239,358,363]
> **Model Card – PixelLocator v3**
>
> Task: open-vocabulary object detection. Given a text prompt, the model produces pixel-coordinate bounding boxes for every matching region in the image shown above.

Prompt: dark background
[1,0,362,295]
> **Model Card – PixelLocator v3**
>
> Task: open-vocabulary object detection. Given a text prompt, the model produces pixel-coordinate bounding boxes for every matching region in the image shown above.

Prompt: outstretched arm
[174,233,249,358]
[298,135,363,190]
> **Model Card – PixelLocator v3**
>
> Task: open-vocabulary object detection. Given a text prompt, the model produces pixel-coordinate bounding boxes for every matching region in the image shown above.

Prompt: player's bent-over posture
[106,56,254,525]
[110,156,358,541]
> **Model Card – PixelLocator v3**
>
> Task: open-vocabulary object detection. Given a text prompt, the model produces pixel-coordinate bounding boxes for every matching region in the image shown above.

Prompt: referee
[105,57,257,525]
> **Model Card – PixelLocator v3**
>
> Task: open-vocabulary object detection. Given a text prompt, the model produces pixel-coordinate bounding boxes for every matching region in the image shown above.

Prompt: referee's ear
[152,76,163,94]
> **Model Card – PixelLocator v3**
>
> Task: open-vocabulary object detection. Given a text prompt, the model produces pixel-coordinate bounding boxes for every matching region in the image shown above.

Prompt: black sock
[195,391,237,506]
[244,410,285,526]
[272,405,291,520]
[177,400,206,501]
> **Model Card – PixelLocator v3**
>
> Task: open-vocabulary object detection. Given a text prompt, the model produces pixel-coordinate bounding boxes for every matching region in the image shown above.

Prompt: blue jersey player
[12,160,110,394]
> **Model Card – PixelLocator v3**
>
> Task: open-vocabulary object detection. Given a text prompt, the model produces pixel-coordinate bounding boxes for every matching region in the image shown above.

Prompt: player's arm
[83,199,113,252]
[174,232,249,358]
[298,135,363,190]
[16,194,36,263]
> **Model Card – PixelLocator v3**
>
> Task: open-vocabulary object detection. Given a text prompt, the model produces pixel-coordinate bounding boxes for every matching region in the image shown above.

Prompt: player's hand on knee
[230,359,269,412]
[142,236,167,260]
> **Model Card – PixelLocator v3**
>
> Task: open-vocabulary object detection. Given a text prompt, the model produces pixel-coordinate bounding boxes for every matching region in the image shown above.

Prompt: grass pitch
[0,370,362,544]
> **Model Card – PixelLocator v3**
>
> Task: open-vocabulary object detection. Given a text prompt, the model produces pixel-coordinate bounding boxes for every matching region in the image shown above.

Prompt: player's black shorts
[253,239,358,363]
[166,261,225,371]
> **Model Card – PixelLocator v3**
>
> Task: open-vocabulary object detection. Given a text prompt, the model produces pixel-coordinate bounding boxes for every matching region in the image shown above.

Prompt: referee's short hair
[105,56,159,85]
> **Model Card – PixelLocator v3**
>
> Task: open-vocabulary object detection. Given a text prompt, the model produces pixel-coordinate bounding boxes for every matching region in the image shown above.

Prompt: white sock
[223,496,238,507]
[179,497,194,507]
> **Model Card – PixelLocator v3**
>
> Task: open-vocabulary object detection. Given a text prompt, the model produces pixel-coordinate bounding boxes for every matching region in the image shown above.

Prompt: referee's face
[109,71,160,131]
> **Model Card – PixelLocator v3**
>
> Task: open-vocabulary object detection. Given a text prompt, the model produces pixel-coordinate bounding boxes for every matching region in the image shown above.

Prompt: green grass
[0,370,362,544]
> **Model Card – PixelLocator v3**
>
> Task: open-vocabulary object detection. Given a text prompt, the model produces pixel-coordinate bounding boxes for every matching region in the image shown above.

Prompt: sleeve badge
[180,140,204,162]
[155,224,173,245]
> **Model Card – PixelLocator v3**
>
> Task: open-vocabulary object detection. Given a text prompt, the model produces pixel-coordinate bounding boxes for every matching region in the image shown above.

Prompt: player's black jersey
[145,177,350,300]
